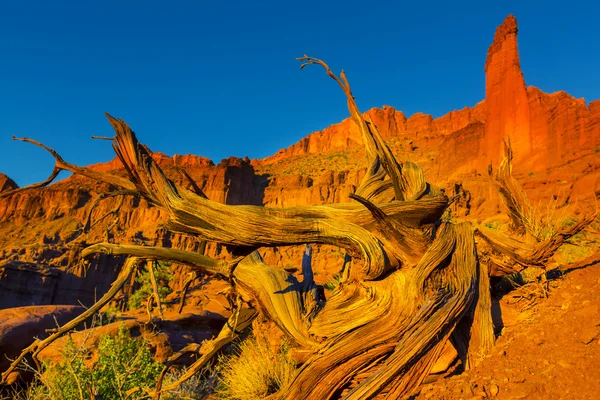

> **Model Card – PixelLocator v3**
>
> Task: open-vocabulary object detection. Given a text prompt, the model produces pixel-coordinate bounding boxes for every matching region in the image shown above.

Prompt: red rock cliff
[263,103,487,165]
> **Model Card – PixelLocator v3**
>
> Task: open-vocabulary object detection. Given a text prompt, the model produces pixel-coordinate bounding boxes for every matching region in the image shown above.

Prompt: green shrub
[26,324,163,399]
[129,261,173,310]
[484,221,501,230]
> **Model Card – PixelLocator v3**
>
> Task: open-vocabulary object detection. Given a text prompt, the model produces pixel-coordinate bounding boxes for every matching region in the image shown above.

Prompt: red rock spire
[483,14,531,170]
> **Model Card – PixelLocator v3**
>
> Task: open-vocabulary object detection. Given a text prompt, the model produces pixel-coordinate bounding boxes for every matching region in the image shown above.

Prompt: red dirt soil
[413,257,600,400]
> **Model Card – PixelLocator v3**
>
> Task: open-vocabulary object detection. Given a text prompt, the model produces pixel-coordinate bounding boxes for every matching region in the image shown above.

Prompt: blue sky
[1,1,599,186]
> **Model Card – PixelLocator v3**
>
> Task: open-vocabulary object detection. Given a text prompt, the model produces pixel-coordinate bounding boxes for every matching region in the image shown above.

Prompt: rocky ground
[412,256,600,400]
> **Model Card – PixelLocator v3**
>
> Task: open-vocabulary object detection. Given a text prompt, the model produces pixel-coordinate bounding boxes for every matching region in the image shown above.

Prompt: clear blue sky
[1,0,598,186]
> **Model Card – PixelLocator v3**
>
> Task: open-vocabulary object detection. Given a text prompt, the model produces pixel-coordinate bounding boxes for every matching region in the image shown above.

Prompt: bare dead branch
[84,190,136,232]
[82,243,239,278]
[1,136,136,199]
[148,260,164,319]
[176,167,207,199]
[177,271,198,314]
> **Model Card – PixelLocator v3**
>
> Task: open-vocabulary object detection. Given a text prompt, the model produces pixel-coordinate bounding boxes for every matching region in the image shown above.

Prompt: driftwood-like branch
[147,261,164,319]
[4,136,136,195]
[177,241,206,313]
[298,56,428,203]
[176,167,208,199]
[82,243,239,279]
[177,271,198,314]
[84,190,137,232]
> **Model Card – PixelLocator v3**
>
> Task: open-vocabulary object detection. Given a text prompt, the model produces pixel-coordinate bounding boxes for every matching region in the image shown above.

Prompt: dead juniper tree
[1,57,594,399]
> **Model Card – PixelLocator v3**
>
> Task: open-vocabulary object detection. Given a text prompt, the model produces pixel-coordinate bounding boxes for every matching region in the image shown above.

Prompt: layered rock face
[264,103,487,165]
[0,154,263,308]
[528,89,600,168]
[0,14,599,311]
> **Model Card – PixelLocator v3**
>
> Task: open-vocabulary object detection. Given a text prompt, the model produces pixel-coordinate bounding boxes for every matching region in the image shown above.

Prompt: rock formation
[480,14,600,173]
[0,173,17,193]
[483,14,531,169]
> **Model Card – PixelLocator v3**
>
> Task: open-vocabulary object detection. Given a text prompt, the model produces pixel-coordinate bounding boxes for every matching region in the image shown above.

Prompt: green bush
[129,261,173,310]
[26,324,163,400]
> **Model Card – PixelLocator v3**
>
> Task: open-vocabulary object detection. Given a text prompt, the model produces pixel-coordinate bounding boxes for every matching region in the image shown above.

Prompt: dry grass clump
[215,331,296,400]
[161,366,215,400]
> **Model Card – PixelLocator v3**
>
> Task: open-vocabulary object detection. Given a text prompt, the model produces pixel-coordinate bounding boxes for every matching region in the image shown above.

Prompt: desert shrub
[161,365,216,399]
[89,305,120,328]
[129,261,173,310]
[441,208,453,223]
[215,332,296,400]
[484,221,501,230]
[25,324,163,400]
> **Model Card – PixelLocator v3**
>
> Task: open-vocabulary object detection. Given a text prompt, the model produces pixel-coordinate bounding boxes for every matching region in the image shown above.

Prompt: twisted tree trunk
[1,57,593,399]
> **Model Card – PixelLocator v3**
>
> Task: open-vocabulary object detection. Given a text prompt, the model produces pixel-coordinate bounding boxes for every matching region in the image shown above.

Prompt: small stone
[557,360,572,369]
[579,326,600,344]
[487,383,500,397]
